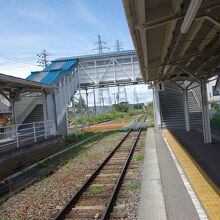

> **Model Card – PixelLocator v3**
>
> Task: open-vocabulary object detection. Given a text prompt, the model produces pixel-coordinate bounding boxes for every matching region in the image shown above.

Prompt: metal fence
[0,120,56,149]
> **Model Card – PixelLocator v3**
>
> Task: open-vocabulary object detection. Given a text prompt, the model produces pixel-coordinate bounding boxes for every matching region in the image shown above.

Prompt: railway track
[54,116,145,220]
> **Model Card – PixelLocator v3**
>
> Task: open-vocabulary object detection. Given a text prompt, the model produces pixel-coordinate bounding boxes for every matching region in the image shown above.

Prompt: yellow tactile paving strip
[163,129,220,220]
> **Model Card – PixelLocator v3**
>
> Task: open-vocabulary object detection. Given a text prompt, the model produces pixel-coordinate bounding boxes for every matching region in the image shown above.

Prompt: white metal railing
[0,120,56,149]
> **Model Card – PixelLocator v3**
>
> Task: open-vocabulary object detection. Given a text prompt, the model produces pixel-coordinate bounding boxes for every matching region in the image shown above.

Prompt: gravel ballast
[0,132,125,220]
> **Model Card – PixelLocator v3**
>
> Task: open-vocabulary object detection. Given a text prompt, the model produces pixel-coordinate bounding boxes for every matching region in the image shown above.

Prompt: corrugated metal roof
[45,59,78,71]
[40,70,62,84]
[26,72,38,81]
[54,50,136,61]
[26,59,78,85]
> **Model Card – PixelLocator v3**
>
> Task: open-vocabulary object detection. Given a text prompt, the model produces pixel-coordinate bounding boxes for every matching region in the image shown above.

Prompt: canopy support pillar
[201,80,212,144]
[183,90,190,131]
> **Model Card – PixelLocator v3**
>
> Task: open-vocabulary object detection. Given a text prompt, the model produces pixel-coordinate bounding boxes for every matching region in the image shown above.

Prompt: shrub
[210,113,220,128]
[65,130,93,145]
[115,103,129,112]
[145,101,154,120]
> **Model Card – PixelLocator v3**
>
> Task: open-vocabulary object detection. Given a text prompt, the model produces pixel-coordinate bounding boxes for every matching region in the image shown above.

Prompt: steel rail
[101,126,142,219]
[54,114,145,220]
[54,129,133,220]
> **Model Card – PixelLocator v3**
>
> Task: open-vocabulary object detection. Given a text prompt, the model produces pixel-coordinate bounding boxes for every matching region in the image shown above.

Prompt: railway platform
[140,128,220,220]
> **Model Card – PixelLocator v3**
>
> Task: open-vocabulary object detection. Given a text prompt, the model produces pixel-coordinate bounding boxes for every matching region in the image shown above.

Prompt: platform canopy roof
[0,73,55,100]
[123,0,220,85]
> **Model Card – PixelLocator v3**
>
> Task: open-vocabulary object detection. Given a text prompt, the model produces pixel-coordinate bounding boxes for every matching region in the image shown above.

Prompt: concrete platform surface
[139,128,166,220]
[139,128,200,220]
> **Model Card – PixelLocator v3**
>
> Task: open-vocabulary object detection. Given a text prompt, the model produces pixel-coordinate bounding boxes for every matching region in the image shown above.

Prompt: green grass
[140,132,146,148]
[0,217,12,220]
[42,192,49,197]
[56,130,120,168]
[128,182,140,190]
[70,109,144,126]
[65,130,94,145]
[33,182,40,189]
[90,186,103,195]
[135,154,144,161]
[78,152,97,159]
[15,214,22,219]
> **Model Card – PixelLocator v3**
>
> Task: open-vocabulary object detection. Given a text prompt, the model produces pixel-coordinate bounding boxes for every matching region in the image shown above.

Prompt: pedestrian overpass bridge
[0,50,143,147]
[25,50,142,135]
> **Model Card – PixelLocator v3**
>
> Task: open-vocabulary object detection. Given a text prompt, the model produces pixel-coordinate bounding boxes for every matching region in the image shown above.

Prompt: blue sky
[0,0,152,103]
[0,0,133,75]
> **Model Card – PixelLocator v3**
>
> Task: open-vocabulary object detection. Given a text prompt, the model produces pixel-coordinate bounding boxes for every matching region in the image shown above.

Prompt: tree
[76,95,86,113]
[115,103,129,112]
[145,101,154,119]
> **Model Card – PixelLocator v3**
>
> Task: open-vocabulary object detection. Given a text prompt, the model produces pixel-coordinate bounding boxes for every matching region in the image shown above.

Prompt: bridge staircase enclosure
[15,60,80,136]
[154,82,202,129]
[14,50,141,136]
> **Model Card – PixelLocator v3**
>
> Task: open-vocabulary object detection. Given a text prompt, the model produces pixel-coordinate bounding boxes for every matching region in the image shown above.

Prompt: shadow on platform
[169,128,220,189]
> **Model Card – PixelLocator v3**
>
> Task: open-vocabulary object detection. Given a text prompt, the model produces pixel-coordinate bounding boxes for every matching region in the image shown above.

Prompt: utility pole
[93,35,109,54]
[114,40,123,52]
[37,50,49,68]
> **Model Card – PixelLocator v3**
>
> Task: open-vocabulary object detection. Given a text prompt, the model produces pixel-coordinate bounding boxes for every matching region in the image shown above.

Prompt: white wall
[15,94,43,123]
[207,79,220,102]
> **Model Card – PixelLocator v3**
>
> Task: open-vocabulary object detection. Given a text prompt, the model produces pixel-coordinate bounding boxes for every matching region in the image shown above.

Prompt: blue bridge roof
[55,50,136,62]
[26,59,78,85]
[26,50,136,85]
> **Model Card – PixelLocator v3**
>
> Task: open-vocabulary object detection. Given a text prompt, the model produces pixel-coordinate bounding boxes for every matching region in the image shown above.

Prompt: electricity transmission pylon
[105,87,112,106]
[98,87,112,107]
[114,40,123,52]
[98,88,104,107]
[37,50,49,68]
[93,35,109,54]
[116,85,128,103]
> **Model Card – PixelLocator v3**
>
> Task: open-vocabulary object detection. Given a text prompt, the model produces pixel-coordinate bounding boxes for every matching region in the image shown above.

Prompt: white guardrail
[0,120,56,149]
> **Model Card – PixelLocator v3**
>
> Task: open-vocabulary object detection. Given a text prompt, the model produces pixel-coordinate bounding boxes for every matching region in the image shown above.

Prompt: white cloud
[0,64,41,78]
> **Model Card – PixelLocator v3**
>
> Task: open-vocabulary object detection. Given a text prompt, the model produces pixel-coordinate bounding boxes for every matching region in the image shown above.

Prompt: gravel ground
[0,132,125,220]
